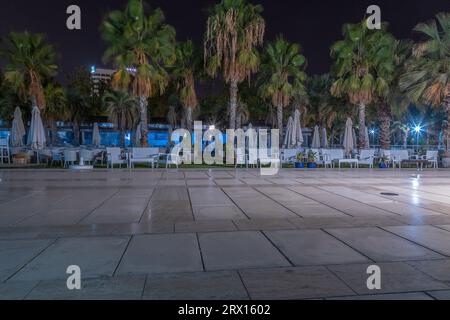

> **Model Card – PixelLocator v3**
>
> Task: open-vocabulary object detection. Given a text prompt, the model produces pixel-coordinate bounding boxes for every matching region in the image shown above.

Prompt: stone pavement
[1,168,450,300]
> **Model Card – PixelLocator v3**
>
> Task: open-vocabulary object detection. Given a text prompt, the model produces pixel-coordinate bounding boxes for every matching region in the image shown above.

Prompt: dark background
[0,0,448,80]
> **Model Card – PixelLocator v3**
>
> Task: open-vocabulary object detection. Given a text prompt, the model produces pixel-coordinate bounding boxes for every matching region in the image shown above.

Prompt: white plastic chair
[425,150,438,168]
[79,149,95,164]
[358,149,375,168]
[106,147,127,169]
[63,150,78,167]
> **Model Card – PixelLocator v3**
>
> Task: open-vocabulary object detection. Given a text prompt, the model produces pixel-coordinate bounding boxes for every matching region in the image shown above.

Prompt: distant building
[90,66,115,94]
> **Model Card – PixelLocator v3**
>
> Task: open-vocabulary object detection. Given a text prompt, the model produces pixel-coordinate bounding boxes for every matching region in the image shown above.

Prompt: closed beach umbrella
[352,128,357,150]
[134,123,142,147]
[311,125,321,148]
[343,118,355,156]
[11,107,26,147]
[283,117,294,148]
[92,122,101,147]
[321,127,328,148]
[27,106,46,150]
[293,109,304,147]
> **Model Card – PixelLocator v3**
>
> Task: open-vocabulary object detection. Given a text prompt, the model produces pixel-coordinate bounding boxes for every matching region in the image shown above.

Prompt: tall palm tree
[400,12,450,152]
[331,21,395,148]
[103,90,139,148]
[173,40,199,132]
[66,68,94,146]
[377,39,412,150]
[43,83,68,146]
[258,37,307,142]
[204,0,265,129]
[1,31,57,110]
[102,0,176,146]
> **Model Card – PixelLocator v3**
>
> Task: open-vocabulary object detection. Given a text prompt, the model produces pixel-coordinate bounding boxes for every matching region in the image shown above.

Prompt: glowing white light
[209,125,215,130]
[414,125,422,133]
[370,129,375,134]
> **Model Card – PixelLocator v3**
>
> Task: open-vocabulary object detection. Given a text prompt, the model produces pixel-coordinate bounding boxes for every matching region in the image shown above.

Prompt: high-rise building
[90,66,115,94]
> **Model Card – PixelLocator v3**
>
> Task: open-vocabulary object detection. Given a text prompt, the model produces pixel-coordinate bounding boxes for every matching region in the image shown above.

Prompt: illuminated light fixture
[209,125,215,130]
[90,65,96,74]
[370,129,375,134]
[414,125,422,133]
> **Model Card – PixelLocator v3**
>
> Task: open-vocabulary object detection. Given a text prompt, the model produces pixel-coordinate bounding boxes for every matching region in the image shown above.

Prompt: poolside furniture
[0,138,11,164]
[281,149,298,167]
[424,150,438,168]
[389,150,410,168]
[51,150,64,167]
[162,152,180,169]
[339,158,359,169]
[63,150,78,168]
[235,148,248,168]
[106,147,127,169]
[322,149,345,168]
[80,149,95,165]
[358,149,375,168]
[129,147,160,169]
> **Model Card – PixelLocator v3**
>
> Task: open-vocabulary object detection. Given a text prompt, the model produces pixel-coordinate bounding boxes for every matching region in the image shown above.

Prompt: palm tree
[204,0,265,129]
[400,12,450,152]
[43,83,68,146]
[66,68,94,146]
[173,40,199,132]
[258,37,307,143]
[103,90,139,148]
[1,31,57,110]
[331,21,395,148]
[102,0,176,146]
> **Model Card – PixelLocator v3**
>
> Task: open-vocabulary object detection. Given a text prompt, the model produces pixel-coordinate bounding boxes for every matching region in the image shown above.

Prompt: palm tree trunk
[73,121,80,146]
[185,107,193,133]
[139,95,149,147]
[358,103,368,149]
[229,81,238,130]
[51,121,58,146]
[403,128,409,149]
[277,104,283,145]
[445,99,450,154]
[379,102,391,150]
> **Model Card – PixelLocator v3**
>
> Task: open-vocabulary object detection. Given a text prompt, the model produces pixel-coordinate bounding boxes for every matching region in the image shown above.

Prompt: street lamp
[369,129,375,147]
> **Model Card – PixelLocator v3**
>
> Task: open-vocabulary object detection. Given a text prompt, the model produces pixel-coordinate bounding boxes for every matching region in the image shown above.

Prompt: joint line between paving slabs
[378,226,449,258]
[286,186,354,218]
[219,187,251,220]
[195,233,206,272]
[252,187,303,219]
[4,238,59,283]
[260,231,295,267]
[112,235,134,277]
[138,175,161,224]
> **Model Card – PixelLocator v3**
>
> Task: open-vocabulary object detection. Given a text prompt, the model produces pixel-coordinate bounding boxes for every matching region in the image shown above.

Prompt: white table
[339,159,359,169]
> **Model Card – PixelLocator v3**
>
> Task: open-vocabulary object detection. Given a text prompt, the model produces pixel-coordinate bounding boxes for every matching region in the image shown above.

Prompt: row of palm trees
[0,0,449,151]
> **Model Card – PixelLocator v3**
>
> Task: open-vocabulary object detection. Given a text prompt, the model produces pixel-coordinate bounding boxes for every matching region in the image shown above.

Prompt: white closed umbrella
[27,106,46,150]
[343,118,355,156]
[11,107,26,147]
[293,109,304,147]
[311,125,321,148]
[321,127,329,148]
[92,122,101,147]
[134,123,142,147]
[283,117,294,148]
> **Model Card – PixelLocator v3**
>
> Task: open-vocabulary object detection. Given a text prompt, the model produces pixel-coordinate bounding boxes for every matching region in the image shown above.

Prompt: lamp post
[370,129,375,147]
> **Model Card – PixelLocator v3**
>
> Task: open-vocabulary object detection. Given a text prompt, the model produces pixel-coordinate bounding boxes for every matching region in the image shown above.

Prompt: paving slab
[407,259,450,282]
[143,271,248,300]
[116,233,203,275]
[384,225,450,256]
[426,290,450,300]
[265,230,370,266]
[0,280,38,300]
[240,266,354,300]
[328,292,433,300]
[26,275,146,300]
[328,262,448,295]
[0,239,53,281]
[198,231,290,270]
[326,227,442,262]
[12,237,129,281]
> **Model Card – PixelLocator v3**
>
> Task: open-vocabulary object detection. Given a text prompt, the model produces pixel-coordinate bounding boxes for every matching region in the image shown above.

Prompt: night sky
[0,0,448,80]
